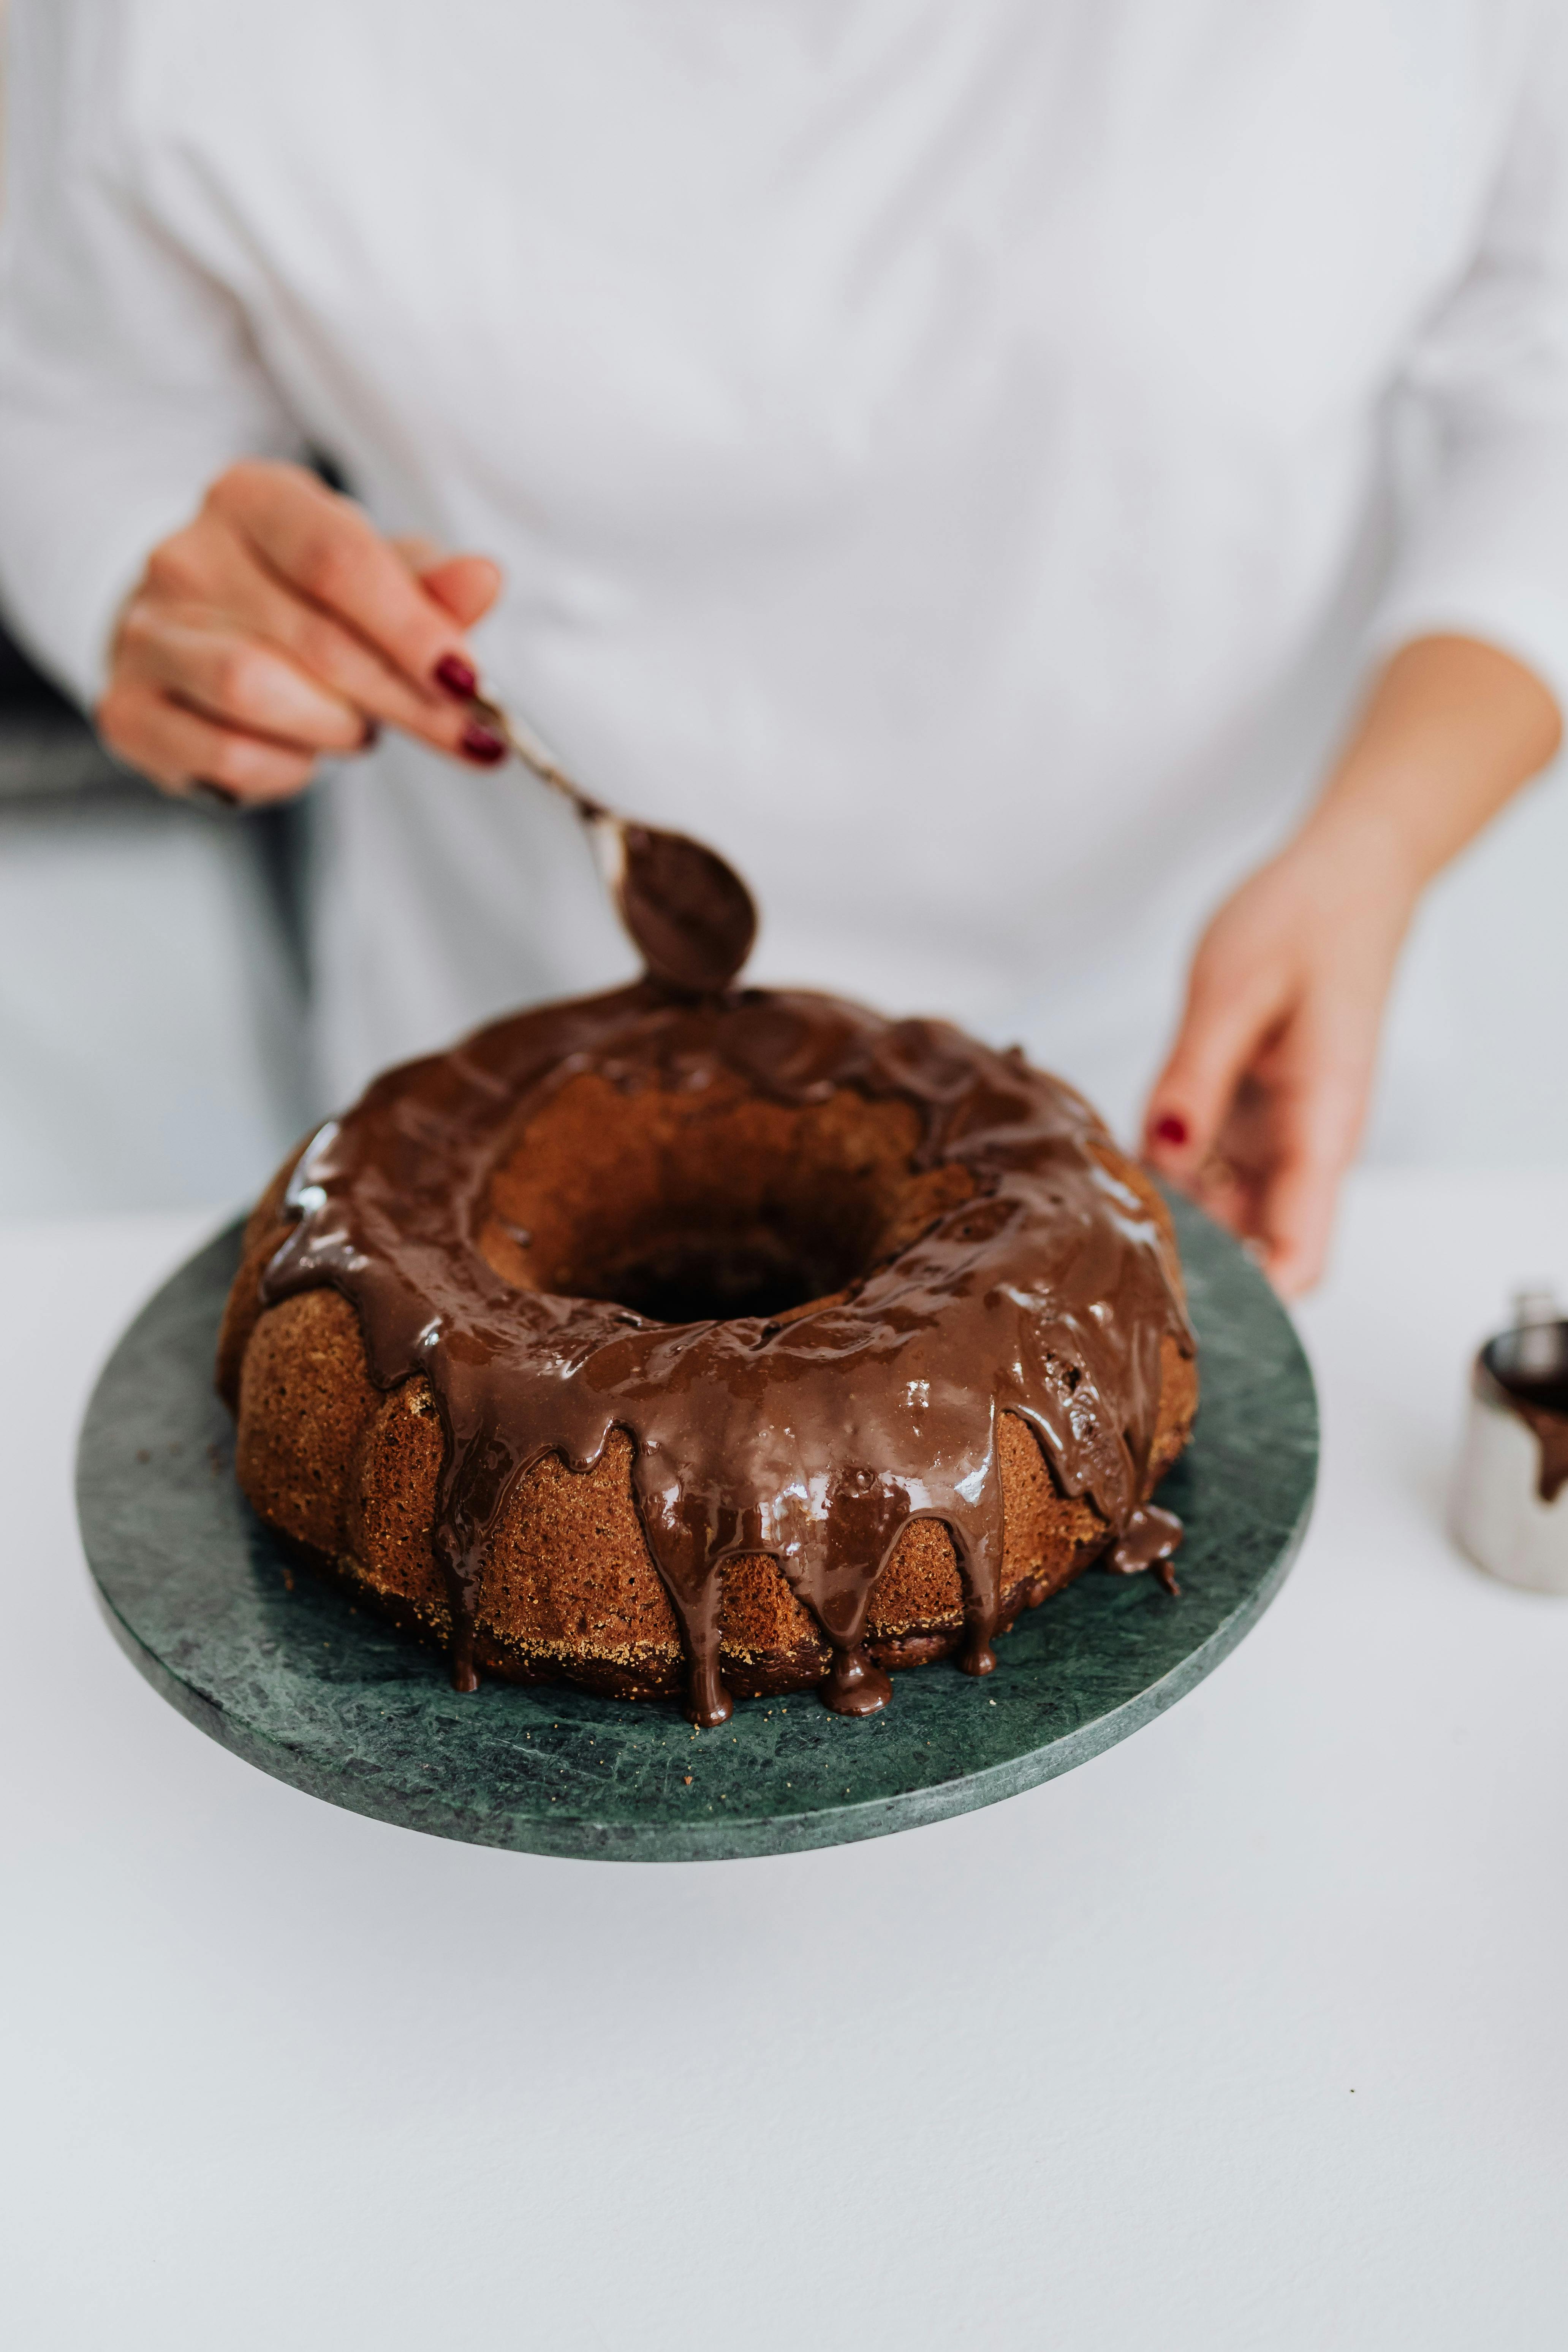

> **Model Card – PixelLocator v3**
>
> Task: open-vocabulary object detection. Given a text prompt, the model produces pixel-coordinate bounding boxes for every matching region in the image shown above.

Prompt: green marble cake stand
[76,1198,1316,1863]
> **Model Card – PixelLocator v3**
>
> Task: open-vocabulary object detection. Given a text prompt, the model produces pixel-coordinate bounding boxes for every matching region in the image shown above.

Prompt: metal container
[1452,1290,1568,1594]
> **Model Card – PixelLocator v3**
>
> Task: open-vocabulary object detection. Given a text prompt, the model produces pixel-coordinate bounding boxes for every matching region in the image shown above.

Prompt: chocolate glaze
[261,983,1192,1725]
[1107,1504,1185,1595]
[1482,1326,1568,1504]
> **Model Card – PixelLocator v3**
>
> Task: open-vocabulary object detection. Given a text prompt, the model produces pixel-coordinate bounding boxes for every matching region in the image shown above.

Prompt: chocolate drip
[261,984,1192,1724]
[1482,1326,1568,1504]
[1107,1504,1185,1595]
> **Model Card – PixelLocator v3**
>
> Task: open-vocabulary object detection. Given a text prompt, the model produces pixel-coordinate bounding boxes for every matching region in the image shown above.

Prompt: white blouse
[3,0,1568,1132]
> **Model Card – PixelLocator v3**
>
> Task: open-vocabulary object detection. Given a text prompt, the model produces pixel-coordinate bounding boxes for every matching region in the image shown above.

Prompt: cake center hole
[482,1070,962,1325]
[587,1219,867,1325]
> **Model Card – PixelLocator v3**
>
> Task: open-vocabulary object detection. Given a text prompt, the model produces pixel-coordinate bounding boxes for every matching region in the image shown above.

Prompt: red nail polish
[435,654,478,700]
[1153,1113,1189,1148]
[460,720,507,764]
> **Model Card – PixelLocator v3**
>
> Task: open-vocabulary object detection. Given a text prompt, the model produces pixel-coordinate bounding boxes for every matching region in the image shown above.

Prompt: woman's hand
[1143,634,1562,1296]
[1141,819,1418,1297]
[97,459,505,803]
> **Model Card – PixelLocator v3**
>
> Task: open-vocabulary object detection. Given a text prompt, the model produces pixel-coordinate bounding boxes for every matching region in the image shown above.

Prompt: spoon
[464,684,758,996]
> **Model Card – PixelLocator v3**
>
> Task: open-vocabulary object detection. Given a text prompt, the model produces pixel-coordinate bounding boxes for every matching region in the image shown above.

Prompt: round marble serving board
[77,1198,1316,1863]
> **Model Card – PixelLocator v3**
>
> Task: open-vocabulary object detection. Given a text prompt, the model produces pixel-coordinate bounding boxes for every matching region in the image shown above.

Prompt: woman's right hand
[97,459,506,803]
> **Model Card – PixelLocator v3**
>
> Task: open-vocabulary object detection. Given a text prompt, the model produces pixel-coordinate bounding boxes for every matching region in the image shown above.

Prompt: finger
[1186,1157,1259,1250]
[215,564,468,744]
[1180,1078,1269,1239]
[1257,1148,1341,1297]
[118,609,367,752]
[135,487,506,763]
[206,461,479,701]
[1142,957,1290,1180]
[1250,1025,1373,1295]
[417,553,502,630]
[391,534,447,573]
[97,679,318,805]
[1165,967,1377,1293]
[1251,1106,1351,1296]
[391,535,504,631]
[134,560,494,759]
[133,522,429,733]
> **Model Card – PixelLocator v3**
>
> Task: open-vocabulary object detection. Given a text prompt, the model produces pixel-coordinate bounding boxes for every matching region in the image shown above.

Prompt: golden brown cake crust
[221,985,1198,1721]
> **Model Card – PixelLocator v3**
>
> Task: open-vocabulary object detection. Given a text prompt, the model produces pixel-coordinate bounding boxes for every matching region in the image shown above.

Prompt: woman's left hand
[1142,633,1562,1297]
[1140,816,1418,1298]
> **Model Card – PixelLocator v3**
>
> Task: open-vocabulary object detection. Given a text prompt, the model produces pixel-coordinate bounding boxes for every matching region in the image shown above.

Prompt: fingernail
[460,720,507,765]
[1153,1113,1189,1148]
[435,654,478,701]
[192,780,240,809]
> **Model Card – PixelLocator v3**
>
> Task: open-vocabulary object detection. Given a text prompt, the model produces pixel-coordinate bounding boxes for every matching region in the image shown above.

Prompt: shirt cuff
[1365,573,1568,728]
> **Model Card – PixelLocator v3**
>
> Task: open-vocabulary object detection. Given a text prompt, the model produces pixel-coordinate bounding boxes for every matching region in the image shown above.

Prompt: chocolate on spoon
[466,687,758,995]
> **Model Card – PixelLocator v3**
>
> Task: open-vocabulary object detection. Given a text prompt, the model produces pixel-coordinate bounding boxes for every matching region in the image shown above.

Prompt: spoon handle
[472,688,606,823]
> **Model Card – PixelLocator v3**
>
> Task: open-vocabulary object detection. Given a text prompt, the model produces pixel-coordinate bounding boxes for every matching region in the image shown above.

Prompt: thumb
[1142,953,1285,1178]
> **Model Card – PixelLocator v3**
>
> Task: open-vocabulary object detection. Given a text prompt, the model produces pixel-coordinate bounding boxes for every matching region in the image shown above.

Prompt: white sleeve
[1369,5,1568,720]
[0,0,302,709]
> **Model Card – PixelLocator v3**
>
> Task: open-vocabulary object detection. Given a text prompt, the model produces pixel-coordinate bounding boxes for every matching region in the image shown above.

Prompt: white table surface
[6,1170,1568,2352]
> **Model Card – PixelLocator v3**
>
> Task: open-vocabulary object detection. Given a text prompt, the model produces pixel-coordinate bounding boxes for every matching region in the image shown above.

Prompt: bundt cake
[217,982,1197,1726]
